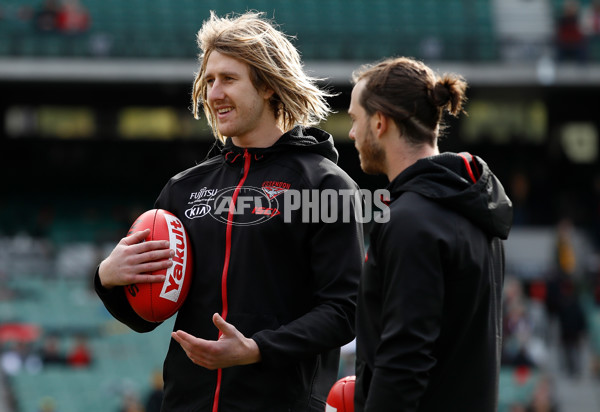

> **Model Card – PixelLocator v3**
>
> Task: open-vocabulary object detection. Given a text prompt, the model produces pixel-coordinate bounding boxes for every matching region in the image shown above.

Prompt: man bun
[430,74,468,117]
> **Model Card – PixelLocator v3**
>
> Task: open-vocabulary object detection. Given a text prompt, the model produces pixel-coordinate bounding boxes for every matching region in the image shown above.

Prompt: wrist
[97,260,114,290]
[245,338,261,364]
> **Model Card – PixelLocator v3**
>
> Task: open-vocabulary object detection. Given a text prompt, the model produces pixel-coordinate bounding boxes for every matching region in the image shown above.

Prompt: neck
[232,130,283,148]
[385,141,439,182]
[231,118,284,148]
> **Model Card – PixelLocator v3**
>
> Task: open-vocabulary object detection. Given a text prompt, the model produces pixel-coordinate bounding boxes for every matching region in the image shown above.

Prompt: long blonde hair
[192,11,333,142]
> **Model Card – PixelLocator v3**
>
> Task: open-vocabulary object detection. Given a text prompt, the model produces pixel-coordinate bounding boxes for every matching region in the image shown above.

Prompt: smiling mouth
[216,107,233,115]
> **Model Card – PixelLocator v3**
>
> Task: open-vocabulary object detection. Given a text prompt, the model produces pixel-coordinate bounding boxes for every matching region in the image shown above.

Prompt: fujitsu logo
[189,187,217,200]
[186,187,216,219]
[160,216,188,302]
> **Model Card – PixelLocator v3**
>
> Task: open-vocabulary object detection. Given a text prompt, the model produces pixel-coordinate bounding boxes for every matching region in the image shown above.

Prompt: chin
[360,162,381,176]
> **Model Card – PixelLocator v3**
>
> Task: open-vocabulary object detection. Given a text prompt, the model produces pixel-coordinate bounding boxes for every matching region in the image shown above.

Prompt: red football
[125,209,192,322]
[326,375,355,412]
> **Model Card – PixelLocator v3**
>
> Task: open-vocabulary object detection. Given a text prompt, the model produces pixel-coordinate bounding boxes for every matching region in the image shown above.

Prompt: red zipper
[212,149,251,412]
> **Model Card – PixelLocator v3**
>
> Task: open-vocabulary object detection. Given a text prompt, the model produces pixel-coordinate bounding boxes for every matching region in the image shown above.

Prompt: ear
[372,111,389,139]
[261,86,275,100]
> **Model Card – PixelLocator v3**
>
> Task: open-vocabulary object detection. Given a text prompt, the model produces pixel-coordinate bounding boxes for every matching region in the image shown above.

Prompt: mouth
[215,107,233,118]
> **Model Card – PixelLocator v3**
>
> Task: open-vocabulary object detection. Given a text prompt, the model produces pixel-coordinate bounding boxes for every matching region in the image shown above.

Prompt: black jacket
[96,127,364,412]
[355,153,512,412]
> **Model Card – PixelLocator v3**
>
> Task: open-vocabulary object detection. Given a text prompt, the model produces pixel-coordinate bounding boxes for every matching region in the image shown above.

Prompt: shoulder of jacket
[168,155,224,184]
[387,192,458,235]
[278,151,357,189]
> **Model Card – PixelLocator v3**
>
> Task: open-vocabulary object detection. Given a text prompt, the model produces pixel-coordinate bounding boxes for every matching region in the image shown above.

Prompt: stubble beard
[360,131,386,175]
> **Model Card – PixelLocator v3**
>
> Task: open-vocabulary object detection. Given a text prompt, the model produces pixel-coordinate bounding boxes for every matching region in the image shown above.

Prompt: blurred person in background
[556,276,587,378]
[95,10,363,412]
[56,0,89,34]
[66,334,92,368]
[0,340,42,375]
[33,0,59,33]
[348,57,513,411]
[37,396,58,412]
[39,334,66,367]
[118,390,144,412]
[526,375,559,412]
[581,0,600,39]
[509,170,533,226]
[556,0,587,62]
[144,370,164,412]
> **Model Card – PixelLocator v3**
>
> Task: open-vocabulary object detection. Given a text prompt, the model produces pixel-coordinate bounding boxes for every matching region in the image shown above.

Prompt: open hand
[172,313,261,370]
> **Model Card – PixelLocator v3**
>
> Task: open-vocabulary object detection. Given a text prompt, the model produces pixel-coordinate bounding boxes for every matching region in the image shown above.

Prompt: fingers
[171,319,259,369]
[122,228,150,245]
[130,273,167,284]
[171,331,194,362]
[213,313,236,337]
[171,330,194,349]
[132,238,171,253]
[171,330,215,369]
[98,231,174,289]
[123,230,172,255]
[121,231,174,267]
[105,270,166,288]
[130,246,174,266]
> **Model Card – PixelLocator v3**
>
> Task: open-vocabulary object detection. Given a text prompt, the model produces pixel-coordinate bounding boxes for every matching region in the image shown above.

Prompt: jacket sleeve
[252,176,364,366]
[94,267,162,333]
[364,200,451,412]
[93,185,175,334]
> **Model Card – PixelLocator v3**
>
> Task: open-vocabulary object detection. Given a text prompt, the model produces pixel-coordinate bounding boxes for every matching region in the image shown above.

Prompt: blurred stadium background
[1,0,600,411]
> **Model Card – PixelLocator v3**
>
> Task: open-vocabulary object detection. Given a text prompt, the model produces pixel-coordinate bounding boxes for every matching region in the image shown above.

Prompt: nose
[207,80,224,102]
[348,127,356,141]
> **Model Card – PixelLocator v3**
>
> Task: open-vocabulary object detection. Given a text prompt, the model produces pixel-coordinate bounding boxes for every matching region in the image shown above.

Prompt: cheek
[356,125,368,146]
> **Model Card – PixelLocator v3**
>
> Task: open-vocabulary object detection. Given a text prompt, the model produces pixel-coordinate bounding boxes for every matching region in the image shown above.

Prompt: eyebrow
[204,70,240,79]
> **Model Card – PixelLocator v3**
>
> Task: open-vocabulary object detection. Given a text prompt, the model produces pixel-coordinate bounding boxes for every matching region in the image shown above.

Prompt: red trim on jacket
[458,152,479,183]
[212,149,251,412]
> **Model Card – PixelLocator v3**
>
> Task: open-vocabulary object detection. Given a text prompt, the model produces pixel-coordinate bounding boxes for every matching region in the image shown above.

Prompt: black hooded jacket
[95,126,364,412]
[354,152,513,412]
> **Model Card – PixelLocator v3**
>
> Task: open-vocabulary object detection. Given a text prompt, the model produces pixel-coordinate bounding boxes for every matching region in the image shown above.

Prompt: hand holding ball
[125,209,192,322]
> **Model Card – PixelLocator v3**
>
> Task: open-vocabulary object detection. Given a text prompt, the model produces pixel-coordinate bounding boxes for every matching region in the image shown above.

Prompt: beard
[358,129,386,175]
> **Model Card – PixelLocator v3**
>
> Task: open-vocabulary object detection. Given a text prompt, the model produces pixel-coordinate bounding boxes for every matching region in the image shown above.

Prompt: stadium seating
[581,292,600,370]
[0,0,499,61]
[1,274,557,412]
[3,1,600,61]
[497,366,541,412]
[1,276,174,412]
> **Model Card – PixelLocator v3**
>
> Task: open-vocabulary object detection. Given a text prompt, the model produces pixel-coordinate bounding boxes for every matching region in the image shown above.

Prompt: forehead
[204,51,250,76]
[349,79,367,113]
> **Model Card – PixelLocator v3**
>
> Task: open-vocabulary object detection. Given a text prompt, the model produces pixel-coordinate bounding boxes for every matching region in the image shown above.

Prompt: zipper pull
[240,149,250,177]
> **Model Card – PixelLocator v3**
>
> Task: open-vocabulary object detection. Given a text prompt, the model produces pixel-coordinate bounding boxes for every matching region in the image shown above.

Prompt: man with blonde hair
[95,11,364,412]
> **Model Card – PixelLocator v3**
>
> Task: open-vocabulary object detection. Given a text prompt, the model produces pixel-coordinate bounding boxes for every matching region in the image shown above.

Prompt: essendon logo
[160,216,188,303]
[261,181,290,199]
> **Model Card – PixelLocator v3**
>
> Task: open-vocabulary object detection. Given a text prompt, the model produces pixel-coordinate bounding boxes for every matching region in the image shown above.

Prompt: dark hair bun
[431,74,467,116]
[431,82,452,107]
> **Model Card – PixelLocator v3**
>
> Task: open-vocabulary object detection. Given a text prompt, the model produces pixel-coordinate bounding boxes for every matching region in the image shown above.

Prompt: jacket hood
[220,126,339,164]
[389,152,513,239]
